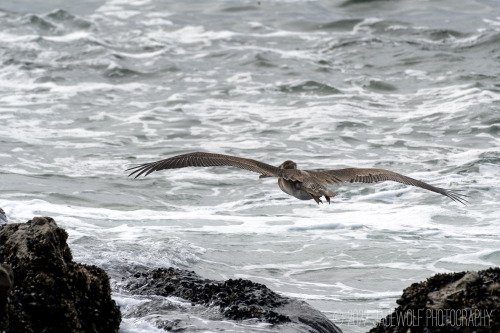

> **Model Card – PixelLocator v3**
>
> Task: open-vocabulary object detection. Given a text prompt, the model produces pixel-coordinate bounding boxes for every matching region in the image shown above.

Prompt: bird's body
[127,152,467,205]
[278,178,317,201]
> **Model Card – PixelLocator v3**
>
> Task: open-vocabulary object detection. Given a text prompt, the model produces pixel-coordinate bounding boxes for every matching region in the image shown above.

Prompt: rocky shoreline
[370,269,499,333]
[0,217,121,333]
[125,267,342,332]
[0,216,498,332]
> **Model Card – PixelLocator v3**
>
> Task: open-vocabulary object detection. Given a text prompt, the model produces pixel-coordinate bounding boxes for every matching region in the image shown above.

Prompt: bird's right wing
[127,152,281,178]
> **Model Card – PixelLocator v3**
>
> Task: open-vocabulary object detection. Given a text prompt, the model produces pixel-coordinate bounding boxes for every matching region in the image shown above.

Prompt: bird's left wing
[127,152,281,178]
[308,168,467,204]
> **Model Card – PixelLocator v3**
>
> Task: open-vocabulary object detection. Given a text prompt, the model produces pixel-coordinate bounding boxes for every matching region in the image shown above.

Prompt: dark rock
[0,208,6,225]
[126,267,342,333]
[369,267,500,333]
[0,264,13,331]
[0,217,121,333]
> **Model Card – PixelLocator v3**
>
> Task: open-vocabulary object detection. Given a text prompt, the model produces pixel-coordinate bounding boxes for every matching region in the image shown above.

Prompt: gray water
[0,0,499,332]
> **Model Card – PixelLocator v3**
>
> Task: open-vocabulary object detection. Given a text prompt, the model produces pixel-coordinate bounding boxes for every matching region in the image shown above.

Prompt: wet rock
[369,267,500,333]
[126,267,342,333]
[0,208,7,225]
[0,217,121,333]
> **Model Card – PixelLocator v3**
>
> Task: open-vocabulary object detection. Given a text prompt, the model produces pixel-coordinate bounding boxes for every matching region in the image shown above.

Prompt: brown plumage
[127,152,467,205]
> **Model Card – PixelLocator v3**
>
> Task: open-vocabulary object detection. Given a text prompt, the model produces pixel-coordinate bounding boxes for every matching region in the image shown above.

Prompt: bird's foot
[324,191,338,204]
[311,195,322,204]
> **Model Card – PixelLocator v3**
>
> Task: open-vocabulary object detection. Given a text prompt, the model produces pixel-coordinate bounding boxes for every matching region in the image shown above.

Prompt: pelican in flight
[127,152,467,205]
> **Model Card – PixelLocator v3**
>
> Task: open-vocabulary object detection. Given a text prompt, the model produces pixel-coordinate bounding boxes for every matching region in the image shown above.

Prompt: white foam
[438,249,500,267]
[43,31,91,43]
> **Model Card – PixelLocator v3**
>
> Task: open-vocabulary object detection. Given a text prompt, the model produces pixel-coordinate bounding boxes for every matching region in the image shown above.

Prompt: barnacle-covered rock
[0,217,121,333]
[126,267,342,333]
[370,268,500,333]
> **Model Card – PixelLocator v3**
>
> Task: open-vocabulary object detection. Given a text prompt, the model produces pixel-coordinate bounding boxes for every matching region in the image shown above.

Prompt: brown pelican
[127,152,467,205]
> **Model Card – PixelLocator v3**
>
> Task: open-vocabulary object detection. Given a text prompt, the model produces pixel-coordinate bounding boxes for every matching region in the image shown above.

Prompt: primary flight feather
[127,152,467,205]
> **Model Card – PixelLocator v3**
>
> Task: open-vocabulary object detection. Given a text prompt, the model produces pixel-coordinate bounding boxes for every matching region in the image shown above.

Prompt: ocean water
[0,0,499,332]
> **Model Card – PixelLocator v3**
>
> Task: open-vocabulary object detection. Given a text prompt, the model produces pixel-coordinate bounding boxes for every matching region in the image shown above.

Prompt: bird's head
[259,160,297,178]
[279,160,297,170]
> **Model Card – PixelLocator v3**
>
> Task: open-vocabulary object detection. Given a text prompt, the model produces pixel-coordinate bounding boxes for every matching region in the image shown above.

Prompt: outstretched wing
[309,168,467,204]
[127,152,281,178]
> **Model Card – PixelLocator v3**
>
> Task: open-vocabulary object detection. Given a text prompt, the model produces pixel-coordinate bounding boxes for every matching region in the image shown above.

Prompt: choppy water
[1,0,499,332]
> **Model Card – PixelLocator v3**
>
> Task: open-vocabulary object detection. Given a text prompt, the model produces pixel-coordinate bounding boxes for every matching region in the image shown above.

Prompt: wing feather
[309,168,467,205]
[127,152,281,178]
